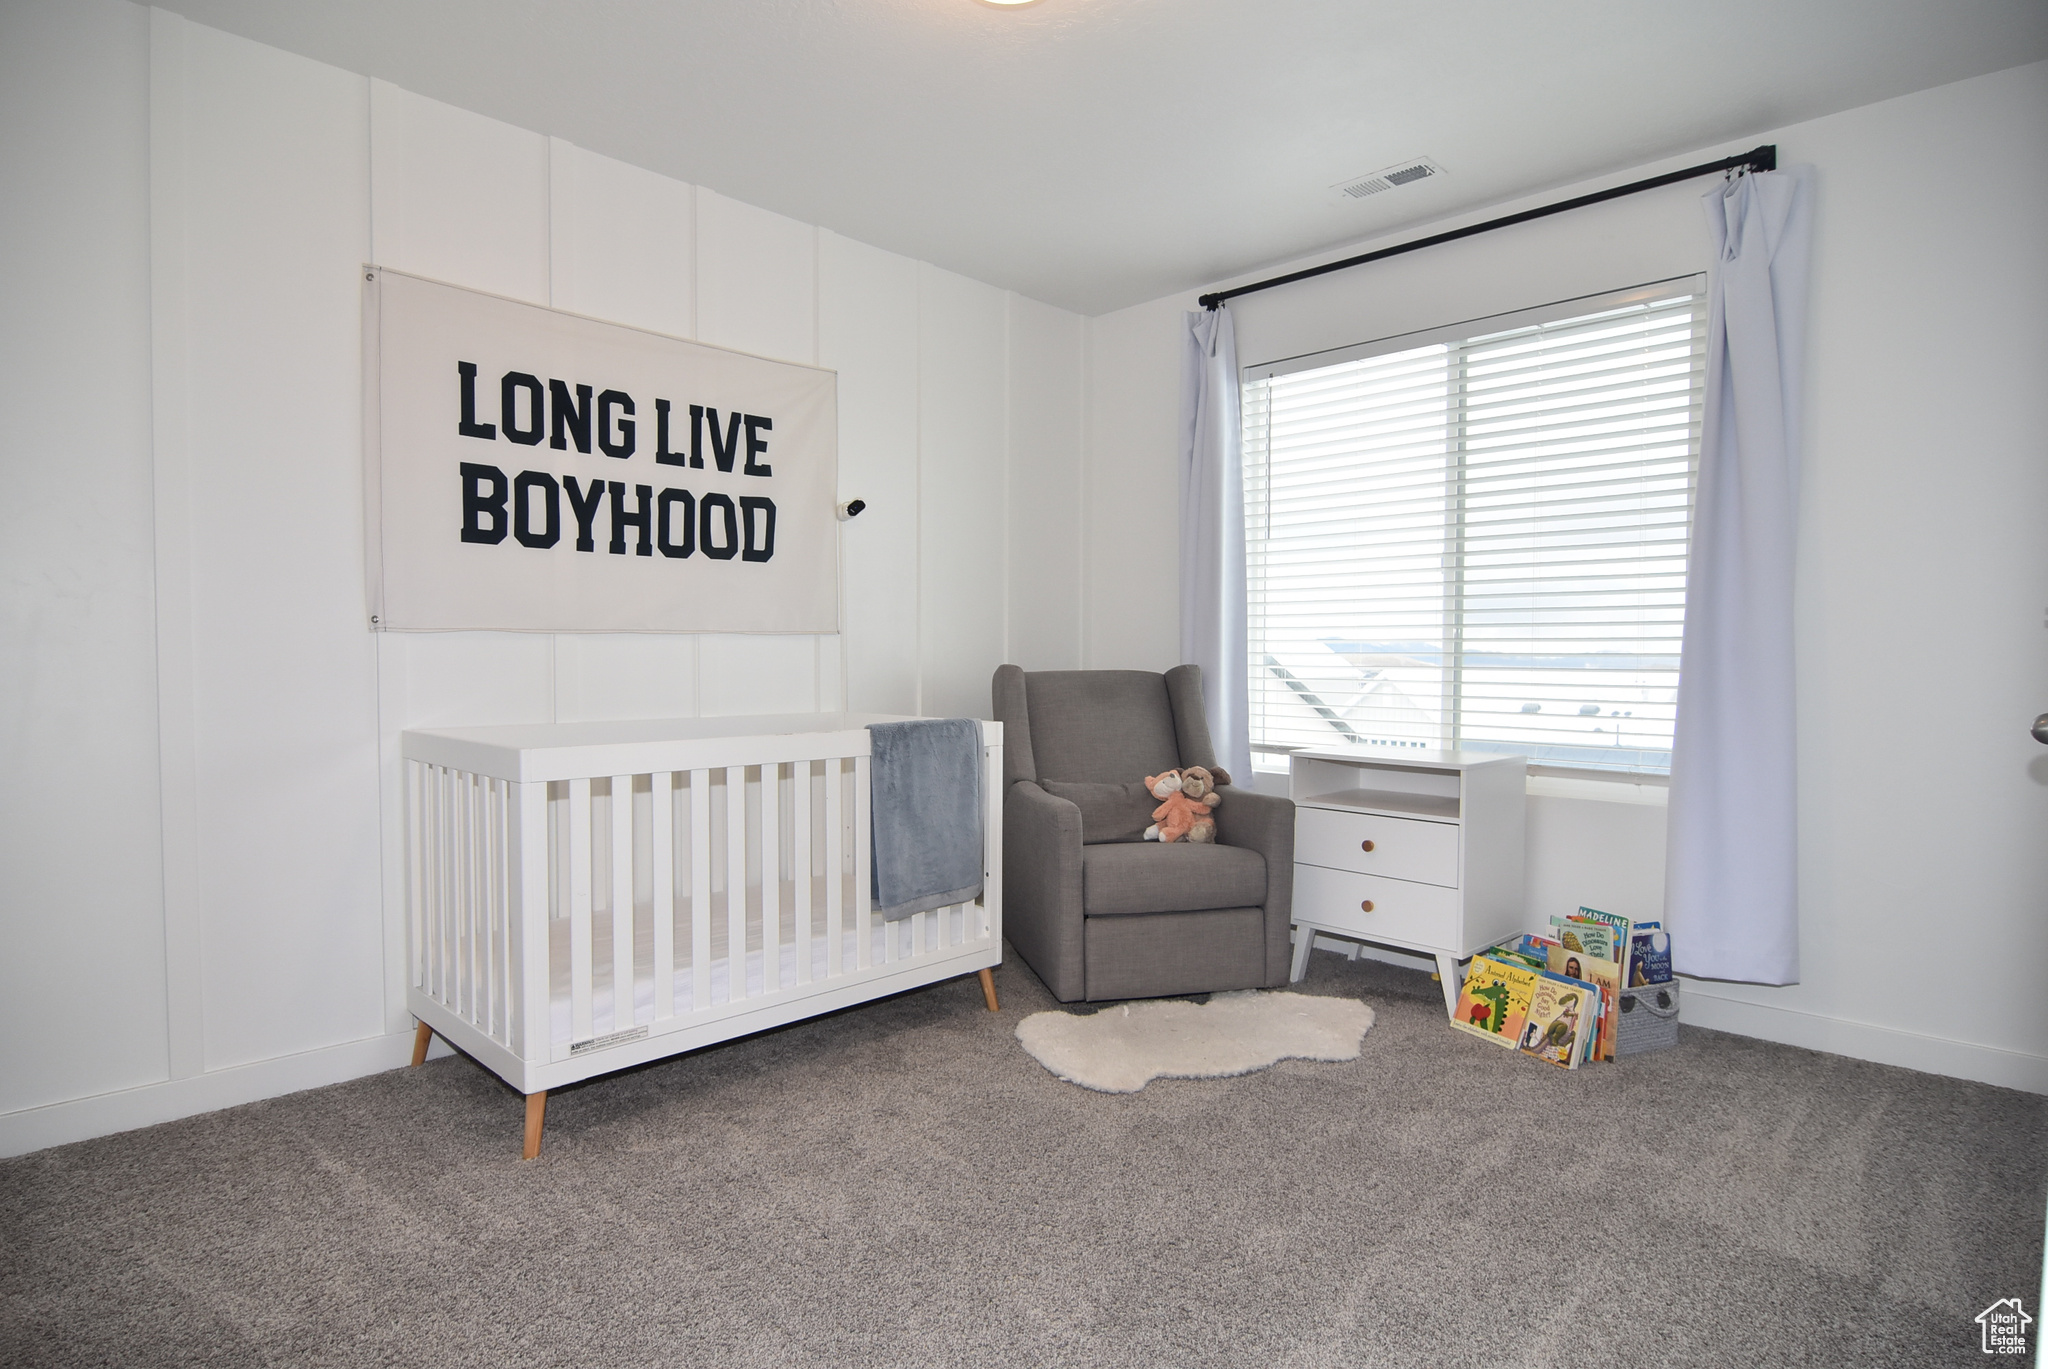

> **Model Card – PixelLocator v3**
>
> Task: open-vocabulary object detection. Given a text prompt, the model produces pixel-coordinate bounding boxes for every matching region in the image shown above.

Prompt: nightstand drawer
[1295,807,1459,888]
[1294,864,1460,950]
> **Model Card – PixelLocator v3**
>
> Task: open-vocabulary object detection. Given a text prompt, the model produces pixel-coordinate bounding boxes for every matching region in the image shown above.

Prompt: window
[1242,278,1707,774]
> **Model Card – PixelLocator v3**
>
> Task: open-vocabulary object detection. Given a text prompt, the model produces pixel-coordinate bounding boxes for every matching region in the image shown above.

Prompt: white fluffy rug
[1014,991,1376,1093]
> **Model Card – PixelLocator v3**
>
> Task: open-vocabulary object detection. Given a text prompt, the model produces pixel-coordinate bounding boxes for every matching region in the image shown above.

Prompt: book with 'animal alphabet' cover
[1449,955,1542,1050]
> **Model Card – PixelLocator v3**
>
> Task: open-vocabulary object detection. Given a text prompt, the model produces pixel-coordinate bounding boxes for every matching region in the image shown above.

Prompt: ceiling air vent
[1331,158,1445,201]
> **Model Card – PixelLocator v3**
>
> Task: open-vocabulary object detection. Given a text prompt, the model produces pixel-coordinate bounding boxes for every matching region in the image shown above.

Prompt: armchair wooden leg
[410,1020,433,1067]
[977,967,999,1012]
[523,1091,548,1160]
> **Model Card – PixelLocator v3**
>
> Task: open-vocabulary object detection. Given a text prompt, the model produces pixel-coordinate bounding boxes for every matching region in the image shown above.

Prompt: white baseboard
[1307,935,2048,1095]
[0,1028,456,1159]
[1678,987,2048,1095]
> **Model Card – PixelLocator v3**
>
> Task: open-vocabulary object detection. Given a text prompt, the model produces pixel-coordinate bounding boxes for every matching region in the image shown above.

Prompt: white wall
[1084,61,2048,1092]
[0,0,166,1115]
[0,1,1084,1155]
[1007,294,1086,672]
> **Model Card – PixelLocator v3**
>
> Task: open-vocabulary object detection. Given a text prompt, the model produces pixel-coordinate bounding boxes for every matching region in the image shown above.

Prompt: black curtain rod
[1198,144,1776,310]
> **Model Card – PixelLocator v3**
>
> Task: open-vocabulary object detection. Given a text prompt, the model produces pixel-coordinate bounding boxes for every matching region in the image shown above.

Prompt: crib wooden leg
[523,1091,548,1160]
[410,1020,433,1067]
[978,967,999,1013]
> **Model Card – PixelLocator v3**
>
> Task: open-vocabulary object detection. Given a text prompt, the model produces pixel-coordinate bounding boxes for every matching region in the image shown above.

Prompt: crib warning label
[571,1025,649,1056]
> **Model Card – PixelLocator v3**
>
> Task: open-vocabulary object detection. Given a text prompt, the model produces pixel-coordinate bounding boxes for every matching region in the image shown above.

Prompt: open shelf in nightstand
[1293,787,1461,822]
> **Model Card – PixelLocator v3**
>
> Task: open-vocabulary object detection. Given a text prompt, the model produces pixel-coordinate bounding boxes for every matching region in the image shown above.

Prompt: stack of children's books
[1449,907,1674,1068]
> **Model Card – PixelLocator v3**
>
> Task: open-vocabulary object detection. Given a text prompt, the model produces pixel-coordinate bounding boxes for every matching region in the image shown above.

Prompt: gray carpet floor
[3,945,2044,1369]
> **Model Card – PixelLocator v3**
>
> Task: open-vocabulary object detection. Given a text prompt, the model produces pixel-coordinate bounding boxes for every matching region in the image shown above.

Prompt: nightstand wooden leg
[410,1020,433,1067]
[1289,924,1315,983]
[1434,954,1463,1017]
[978,967,999,1012]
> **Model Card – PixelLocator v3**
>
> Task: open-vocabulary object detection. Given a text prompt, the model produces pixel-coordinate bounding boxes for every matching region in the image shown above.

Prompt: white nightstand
[1287,747,1526,1015]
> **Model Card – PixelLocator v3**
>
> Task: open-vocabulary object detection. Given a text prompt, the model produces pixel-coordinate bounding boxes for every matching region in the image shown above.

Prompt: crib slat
[854,754,874,970]
[477,773,492,1028]
[442,767,457,1012]
[466,769,482,1020]
[436,766,453,1005]
[500,780,516,1043]
[454,769,469,1019]
[473,776,488,1032]
[450,768,464,1004]
[651,773,674,1023]
[792,759,812,986]
[568,776,594,1046]
[479,774,494,1027]
[760,763,780,996]
[726,766,747,1003]
[466,771,483,1025]
[406,761,423,990]
[550,781,566,928]
[428,765,443,1005]
[822,758,844,977]
[421,766,437,1002]
[510,780,549,1061]
[491,778,512,1036]
[690,768,711,1012]
[450,768,465,1007]
[609,774,634,1034]
[485,778,502,1040]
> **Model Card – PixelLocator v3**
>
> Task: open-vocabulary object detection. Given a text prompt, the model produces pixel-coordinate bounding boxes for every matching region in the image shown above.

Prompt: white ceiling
[155,0,2048,315]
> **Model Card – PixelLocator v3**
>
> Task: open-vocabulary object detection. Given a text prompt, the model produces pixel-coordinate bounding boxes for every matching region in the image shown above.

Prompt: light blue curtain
[1179,306,1251,782]
[1666,166,1814,984]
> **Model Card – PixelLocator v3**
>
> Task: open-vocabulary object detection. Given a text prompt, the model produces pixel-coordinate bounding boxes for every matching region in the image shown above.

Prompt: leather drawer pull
[1359,900,1375,912]
[1360,840,1376,852]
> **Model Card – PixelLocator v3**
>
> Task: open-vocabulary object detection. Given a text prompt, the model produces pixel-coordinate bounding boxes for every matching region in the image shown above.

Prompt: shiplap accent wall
[0,1,1084,1154]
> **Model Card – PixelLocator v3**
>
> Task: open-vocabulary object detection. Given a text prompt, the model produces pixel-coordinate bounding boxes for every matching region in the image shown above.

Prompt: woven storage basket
[1616,981,1680,1056]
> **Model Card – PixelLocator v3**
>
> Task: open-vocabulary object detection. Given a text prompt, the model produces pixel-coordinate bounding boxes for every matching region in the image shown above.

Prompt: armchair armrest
[1002,780,1087,1002]
[1213,787,1295,987]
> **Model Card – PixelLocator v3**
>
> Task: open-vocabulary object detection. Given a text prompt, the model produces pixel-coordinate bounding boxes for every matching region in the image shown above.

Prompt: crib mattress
[547,900,972,1047]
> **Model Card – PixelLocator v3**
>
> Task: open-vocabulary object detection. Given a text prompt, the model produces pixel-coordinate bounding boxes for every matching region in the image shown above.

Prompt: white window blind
[1242,279,1707,773]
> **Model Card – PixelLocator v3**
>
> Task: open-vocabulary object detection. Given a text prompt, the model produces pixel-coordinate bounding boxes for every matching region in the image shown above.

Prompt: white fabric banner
[364,268,838,633]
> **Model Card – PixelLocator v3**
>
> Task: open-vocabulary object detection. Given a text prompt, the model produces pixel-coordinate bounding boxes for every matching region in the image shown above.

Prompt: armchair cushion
[1081,843,1268,917]
[1039,779,1156,844]
[1022,671,1184,782]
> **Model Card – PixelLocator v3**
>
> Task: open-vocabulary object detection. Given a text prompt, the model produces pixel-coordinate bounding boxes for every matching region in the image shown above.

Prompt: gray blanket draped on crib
[867,719,983,922]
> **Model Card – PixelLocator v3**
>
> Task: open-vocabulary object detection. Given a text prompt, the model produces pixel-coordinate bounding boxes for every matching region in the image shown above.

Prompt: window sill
[1256,757,1668,806]
[1525,771,1669,806]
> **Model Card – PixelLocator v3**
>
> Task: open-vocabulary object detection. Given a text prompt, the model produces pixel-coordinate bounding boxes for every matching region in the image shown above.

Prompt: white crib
[400,713,1003,1157]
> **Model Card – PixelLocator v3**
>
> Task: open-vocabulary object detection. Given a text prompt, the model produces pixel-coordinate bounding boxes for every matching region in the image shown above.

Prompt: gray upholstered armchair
[991,664,1295,1002]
